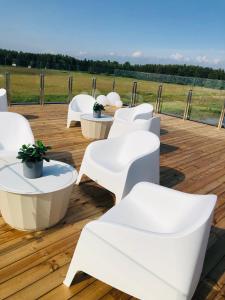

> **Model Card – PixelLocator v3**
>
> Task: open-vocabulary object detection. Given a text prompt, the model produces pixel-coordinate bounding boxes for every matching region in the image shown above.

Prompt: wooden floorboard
[0,104,225,299]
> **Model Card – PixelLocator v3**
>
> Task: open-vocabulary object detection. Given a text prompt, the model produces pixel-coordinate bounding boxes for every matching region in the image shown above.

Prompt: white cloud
[195,55,209,63]
[170,52,184,61]
[212,58,221,65]
[78,51,87,56]
[131,51,143,58]
[109,51,115,56]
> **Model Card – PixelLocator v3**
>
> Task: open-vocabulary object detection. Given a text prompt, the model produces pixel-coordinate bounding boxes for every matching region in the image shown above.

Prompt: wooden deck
[1,104,225,300]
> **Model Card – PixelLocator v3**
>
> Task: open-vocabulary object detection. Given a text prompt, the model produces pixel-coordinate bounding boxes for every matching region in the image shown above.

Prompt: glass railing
[160,81,194,118]
[44,73,68,103]
[1,68,225,128]
[11,73,40,104]
[189,83,224,126]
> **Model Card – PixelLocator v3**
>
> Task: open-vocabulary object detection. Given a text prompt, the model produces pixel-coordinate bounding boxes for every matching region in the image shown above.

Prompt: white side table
[0,160,77,231]
[81,114,113,139]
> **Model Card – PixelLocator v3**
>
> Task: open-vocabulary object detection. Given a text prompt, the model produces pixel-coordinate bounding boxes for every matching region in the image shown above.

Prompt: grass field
[0,66,224,125]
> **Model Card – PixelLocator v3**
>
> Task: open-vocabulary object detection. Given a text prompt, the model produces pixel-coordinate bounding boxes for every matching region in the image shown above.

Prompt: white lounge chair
[64,182,217,300]
[0,89,8,112]
[67,94,95,127]
[107,92,123,107]
[0,112,34,164]
[96,95,109,106]
[114,103,154,122]
[76,131,160,203]
[108,116,160,138]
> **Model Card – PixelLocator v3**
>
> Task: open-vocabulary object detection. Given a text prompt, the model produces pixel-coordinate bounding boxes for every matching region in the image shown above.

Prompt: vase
[23,160,43,179]
[93,110,101,118]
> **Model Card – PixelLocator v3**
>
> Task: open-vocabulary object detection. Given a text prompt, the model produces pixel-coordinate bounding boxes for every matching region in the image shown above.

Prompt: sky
[0,0,225,69]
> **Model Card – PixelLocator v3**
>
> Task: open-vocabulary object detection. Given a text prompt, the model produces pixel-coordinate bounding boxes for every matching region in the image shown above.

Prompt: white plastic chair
[0,89,8,112]
[0,112,34,163]
[67,94,95,127]
[108,116,160,138]
[107,92,123,107]
[64,182,217,300]
[114,103,154,122]
[96,95,109,106]
[76,131,160,203]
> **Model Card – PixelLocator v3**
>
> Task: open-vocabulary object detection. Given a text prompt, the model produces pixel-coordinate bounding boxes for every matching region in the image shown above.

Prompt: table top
[0,160,77,195]
[81,113,114,122]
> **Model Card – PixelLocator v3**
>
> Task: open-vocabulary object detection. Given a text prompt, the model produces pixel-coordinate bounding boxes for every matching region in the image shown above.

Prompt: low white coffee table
[0,160,77,231]
[80,114,113,139]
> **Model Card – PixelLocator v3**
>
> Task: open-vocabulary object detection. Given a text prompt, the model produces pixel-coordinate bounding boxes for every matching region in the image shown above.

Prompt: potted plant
[93,102,105,118]
[17,140,51,179]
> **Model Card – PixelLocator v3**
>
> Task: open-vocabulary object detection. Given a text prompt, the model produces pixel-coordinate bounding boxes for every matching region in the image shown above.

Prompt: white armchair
[64,182,217,300]
[106,92,123,107]
[67,94,95,127]
[0,89,8,112]
[76,131,160,203]
[114,103,154,122]
[0,112,34,164]
[108,116,160,138]
[96,95,109,106]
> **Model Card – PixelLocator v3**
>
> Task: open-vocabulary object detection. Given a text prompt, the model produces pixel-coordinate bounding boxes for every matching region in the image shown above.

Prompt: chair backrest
[0,112,34,152]
[108,116,160,139]
[70,95,95,113]
[118,131,160,164]
[129,182,217,235]
[131,103,154,121]
[0,89,8,112]
[107,92,121,106]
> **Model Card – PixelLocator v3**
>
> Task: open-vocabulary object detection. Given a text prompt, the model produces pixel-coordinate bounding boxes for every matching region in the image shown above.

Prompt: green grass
[0,65,224,124]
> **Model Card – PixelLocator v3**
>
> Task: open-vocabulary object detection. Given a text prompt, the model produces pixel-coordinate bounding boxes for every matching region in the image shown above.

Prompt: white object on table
[64,182,217,300]
[0,160,77,231]
[80,113,113,139]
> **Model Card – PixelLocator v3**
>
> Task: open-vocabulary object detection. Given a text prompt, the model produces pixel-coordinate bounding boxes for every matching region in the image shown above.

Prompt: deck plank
[0,105,224,299]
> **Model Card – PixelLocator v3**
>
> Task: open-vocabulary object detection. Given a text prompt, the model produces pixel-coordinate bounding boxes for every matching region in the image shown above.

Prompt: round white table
[80,114,113,139]
[0,160,77,231]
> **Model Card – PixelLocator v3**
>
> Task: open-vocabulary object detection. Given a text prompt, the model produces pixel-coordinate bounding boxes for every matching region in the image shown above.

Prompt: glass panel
[161,81,193,117]
[113,76,134,106]
[11,74,39,104]
[44,73,68,103]
[137,80,158,110]
[72,72,93,96]
[190,82,224,126]
[0,73,4,88]
[95,74,114,98]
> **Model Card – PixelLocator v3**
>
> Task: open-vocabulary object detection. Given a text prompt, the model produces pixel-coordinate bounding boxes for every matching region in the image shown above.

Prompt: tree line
[0,48,225,80]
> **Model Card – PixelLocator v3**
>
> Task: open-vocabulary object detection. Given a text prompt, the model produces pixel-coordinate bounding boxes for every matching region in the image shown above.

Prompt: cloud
[109,51,115,56]
[170,52,184,61]
[78,51,87,56]
[195,55,209,63]
[131,51,143,58]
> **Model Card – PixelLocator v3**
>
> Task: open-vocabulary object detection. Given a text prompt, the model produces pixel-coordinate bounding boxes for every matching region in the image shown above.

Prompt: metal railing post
[112,78,116,91]
[91,77,96,98]
[130,81,137,107]
[5,72,11,106]
[68,75,73,102]
[40,73,45,105]
[183,89,193,120]
[218,100,225,129]
[156,84,163,113]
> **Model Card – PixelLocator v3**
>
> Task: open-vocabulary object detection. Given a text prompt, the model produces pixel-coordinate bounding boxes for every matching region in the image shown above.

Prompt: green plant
[93,102,105,112]
[17,140,51,163]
